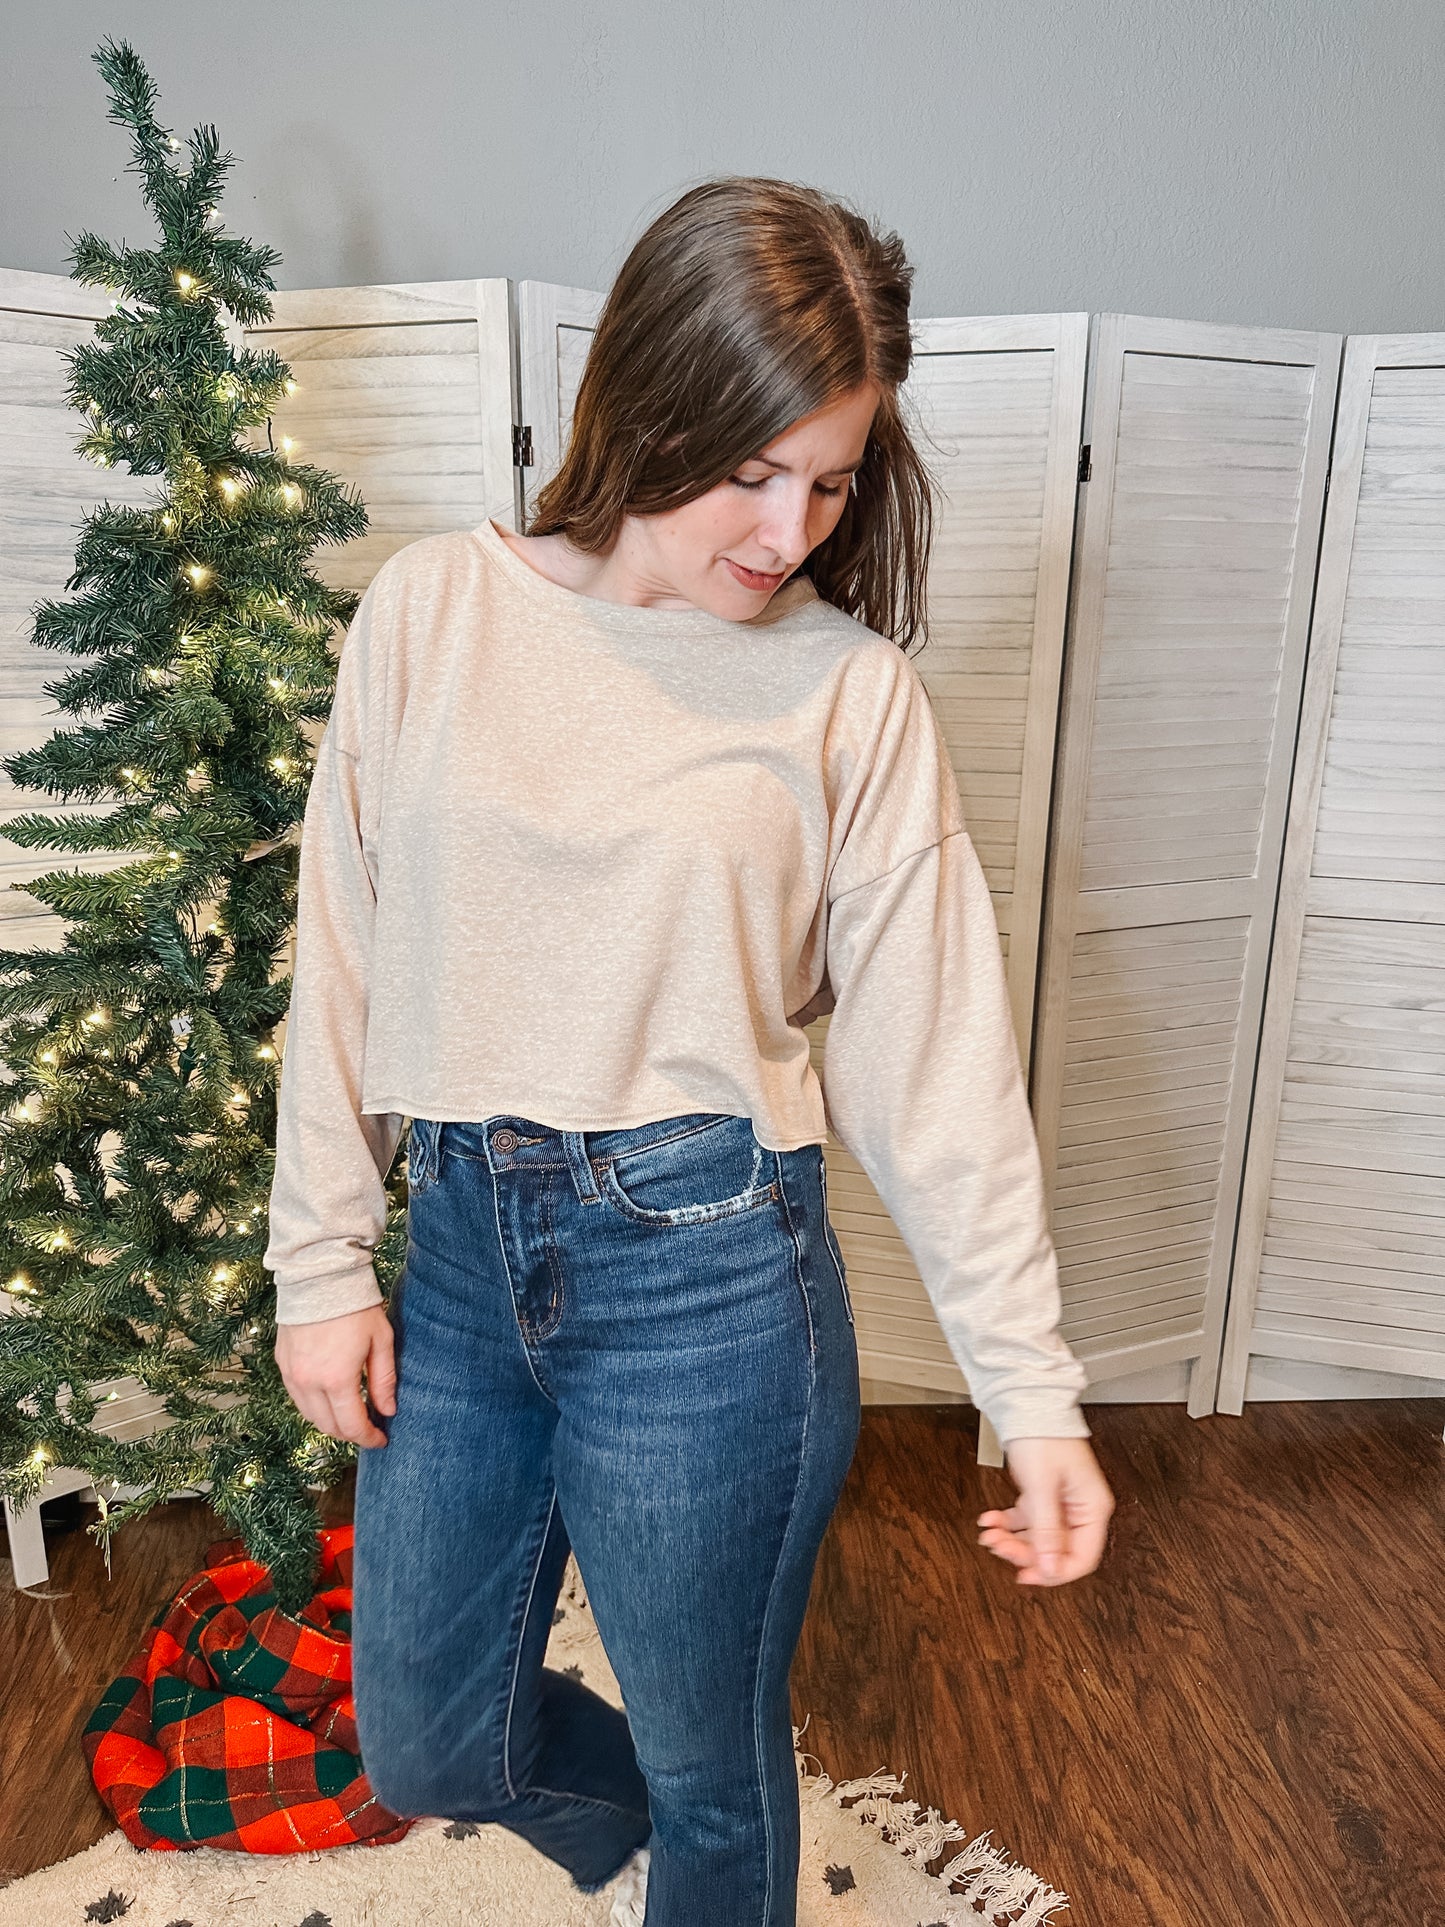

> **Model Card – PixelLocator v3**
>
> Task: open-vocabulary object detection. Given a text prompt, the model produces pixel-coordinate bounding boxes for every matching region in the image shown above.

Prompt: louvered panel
[1082,357,1314,894]
[1034,314,1340,1422]
[0,275,158,927]
[244,278,516,591]
[1048,917,1250,1366]
[1225,917,1445,1390]
[1218,336,1445,1406]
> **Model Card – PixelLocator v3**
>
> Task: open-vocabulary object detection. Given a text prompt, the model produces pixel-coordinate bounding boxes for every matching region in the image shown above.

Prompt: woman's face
[606,380,882,618]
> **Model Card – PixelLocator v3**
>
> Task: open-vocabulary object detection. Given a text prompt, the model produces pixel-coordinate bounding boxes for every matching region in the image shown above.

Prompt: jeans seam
[817,1154,854,1326]
[503,1486,558,1801]
[774,1151,816,1362]
[753,1174,816,1924]
[489,1163,555,1400]
[523,1782,646,1819]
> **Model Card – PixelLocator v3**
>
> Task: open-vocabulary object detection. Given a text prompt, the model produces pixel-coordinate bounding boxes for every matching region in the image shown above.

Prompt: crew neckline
[470,515,817,634]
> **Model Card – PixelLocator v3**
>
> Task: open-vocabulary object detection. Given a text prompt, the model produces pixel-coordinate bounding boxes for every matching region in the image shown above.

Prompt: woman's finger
[977,1523,1035,1568]
[977,1505,1025,1532]
[329,1378,389,1448]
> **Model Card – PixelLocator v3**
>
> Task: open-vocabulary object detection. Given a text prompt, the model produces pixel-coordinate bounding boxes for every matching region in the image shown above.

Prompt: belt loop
[563,1129,601,1205]
[407,1116,437,1189]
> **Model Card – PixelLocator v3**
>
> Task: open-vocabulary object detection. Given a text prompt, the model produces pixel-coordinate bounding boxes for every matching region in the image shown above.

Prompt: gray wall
[3,0,1442,333]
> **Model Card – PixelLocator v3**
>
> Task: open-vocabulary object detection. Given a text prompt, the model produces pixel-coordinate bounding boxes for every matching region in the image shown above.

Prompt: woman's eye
[728,475,844,497]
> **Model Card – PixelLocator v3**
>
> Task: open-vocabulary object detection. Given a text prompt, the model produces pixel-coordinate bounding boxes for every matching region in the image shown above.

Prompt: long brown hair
[526,176,941,655]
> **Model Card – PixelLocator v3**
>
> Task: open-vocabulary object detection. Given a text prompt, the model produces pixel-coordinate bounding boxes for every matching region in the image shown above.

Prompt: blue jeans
[352,1109,861,1926]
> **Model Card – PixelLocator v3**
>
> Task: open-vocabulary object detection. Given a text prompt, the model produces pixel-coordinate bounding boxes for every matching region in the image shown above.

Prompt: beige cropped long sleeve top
[262,514,1090,1445]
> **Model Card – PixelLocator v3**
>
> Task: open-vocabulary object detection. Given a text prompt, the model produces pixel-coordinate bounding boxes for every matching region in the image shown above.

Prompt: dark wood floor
[3,1400,1443,1924]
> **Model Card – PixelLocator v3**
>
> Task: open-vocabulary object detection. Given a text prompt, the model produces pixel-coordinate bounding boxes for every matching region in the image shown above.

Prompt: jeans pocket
[596,1113,781,1226]
[818,1149,855,1326]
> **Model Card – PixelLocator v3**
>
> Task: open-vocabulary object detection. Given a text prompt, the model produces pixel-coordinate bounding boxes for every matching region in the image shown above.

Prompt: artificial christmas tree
[0,38,402,1612]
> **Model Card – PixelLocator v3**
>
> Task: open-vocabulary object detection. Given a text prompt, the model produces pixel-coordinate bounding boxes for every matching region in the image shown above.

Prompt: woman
[267,174,1115,1927]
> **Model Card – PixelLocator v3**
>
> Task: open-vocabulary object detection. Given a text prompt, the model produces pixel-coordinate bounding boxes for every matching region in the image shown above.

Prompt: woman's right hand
[274,1303,398,1448]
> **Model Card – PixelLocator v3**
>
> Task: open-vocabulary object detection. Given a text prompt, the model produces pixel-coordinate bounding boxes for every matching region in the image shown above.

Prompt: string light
[256,1045,276,1061]
[279,435,295,456]
[30,1445,49,1468]
[184,562,211,588]
[39,1050,56,1065]
[7,1273,32,1293]
[49,1230,70,1252]
[283,379,298,395]
[84,1007,109,1026]
[175,270,196,296]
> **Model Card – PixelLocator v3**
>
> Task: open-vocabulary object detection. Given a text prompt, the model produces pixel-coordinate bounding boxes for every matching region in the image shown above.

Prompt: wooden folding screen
[1030,313,1342,1423]
[517,290,1090,1411]
[1216,333,1445,1408]
[10,263,1438,1524]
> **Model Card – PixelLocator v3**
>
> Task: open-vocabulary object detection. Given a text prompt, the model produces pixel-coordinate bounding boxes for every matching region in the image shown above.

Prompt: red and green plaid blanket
[83,1523,413,1853]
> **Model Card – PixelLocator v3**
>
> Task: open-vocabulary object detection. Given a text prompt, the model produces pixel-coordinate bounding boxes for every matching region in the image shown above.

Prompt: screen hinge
[1078,443,1092,484]
[512,422,534,468]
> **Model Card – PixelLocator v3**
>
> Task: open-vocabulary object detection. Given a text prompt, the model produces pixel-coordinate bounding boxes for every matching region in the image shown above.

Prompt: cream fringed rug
[0,1555,1070,1927]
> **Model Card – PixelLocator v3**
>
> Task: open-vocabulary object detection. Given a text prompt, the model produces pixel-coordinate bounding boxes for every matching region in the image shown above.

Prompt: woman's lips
[726,558,787,590]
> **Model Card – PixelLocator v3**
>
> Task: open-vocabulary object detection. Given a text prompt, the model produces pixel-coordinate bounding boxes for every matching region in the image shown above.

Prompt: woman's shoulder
[366,527,480,600]
[785,581,915,679]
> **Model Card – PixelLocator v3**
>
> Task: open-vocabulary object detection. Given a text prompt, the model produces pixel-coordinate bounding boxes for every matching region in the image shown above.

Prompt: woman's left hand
[976,1435,1115,1586]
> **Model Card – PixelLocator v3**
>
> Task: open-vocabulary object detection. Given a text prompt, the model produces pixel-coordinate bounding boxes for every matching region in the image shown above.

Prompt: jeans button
[491,1128,518,1153]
